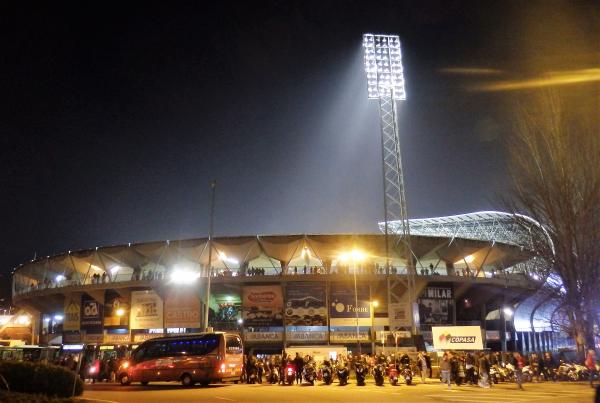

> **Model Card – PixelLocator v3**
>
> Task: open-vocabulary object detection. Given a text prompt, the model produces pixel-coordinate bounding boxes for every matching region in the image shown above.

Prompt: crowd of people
[56,352,121,383]
[237,349,598,389]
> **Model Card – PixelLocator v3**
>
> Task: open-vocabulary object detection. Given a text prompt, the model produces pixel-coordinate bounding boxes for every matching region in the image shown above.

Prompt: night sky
[1,1,597,300]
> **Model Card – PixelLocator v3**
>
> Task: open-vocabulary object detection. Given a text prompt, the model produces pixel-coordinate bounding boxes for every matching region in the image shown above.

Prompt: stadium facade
[6,211,556,353]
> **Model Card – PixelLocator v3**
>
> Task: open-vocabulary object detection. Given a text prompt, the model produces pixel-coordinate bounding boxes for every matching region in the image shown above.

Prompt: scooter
[373,363,385,386]
[303,363,317,385]
[401,364,412,385]
[285,363,296,385]
[388,364,399,386]
[337,363,349,386]
[355,362,367,386]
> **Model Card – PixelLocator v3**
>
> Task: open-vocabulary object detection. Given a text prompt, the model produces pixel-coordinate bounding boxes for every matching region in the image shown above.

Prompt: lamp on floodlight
[218,252,239,265]
[362,34,406,101]
[170,269,200,284]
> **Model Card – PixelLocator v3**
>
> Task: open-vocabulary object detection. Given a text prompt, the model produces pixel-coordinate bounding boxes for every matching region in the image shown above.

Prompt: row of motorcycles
[256,361,413,386]
[487,361,593,384]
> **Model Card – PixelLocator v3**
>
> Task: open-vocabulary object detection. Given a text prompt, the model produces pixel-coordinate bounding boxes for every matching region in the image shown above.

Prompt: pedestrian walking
[511,352,525,390]
[585,350,597,388]
[440,353,452,389]
[417,351,431,383]
[477,352,490,388]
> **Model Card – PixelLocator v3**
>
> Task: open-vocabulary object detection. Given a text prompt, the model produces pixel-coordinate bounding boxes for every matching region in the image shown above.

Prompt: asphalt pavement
[81,380,596,403]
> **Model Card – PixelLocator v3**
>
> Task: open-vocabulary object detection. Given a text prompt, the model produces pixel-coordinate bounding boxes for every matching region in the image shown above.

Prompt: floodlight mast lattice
[363,33,417,335]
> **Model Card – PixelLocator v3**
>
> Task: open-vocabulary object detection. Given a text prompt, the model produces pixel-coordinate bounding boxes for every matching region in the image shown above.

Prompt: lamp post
[204,180,217,331]
[371,300,379,353]
[341,250,366,355]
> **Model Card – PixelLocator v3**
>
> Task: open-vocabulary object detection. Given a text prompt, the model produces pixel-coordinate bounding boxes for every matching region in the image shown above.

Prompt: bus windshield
[132,334,221,363]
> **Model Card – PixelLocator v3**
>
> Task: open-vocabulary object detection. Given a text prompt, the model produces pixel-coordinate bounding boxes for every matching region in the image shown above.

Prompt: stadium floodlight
[362,33,415,336]
[362,34,406,100]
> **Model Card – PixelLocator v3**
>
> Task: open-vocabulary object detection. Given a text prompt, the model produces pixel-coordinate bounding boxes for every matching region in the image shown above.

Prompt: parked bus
[0,345,60,363]
[118,332,243,387]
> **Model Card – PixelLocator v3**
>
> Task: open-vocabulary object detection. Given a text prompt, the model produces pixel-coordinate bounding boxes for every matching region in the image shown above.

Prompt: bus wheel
[141,381,149,386]
[181,374,194,387]
[119,375,131,386]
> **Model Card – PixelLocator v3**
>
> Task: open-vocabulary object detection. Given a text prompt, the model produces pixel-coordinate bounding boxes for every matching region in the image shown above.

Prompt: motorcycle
[284,363,296,385]
[489,365,500,384]
[373,363,385,386]
[521,365,533,383]
[303,363,317,385]
[388,364,399,386]
[355,362,367,386]
[247,367,258,384]
[267,367,279,384]
[336,363,349,386]
[321,365,333,385]
[401,364,412,386]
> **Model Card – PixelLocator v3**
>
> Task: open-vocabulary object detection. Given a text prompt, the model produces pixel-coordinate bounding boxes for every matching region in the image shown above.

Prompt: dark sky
[1,1,597,300]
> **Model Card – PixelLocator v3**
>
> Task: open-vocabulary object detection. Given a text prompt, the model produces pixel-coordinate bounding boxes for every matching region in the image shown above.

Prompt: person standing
[440,353,452,389]
[294,353,304,384]
[542,352,556,382]
[585,350,597,388]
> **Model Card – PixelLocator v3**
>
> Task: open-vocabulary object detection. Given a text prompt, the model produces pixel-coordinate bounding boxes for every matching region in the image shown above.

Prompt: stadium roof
[383,210,547,248]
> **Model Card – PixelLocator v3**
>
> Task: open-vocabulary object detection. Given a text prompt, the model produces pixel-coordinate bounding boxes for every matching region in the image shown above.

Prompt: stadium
[5,211,557,354]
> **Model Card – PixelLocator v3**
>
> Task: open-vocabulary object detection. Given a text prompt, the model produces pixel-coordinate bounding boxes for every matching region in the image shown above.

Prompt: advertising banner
[104,333,131,343]
[130,290,164,330]
[62,331,81,343]
[63,295,81,331]
[388,302,411,329]
[418,286,453,325]
[164,288,201,329]
[330,330,370,343]
[432,326,484,350]
[285,283,327,326]
[329,283,370,327]
[242,285,283,327]
[81,295,103,334]
[133,333,163,343]
[104,291,129,328]
[243,332,283,342]
[285,330,328,342]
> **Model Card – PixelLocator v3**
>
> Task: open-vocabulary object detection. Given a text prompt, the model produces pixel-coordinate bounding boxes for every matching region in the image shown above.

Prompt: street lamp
[340,249,366,354]
[371,300,379,353]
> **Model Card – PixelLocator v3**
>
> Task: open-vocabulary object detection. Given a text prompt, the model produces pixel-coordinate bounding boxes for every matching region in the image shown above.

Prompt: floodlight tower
[362,34,416,335]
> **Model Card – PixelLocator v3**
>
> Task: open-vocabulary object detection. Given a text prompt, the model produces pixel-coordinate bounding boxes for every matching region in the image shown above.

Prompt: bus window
[225,335,242,355]
[146,341,167,359]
